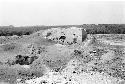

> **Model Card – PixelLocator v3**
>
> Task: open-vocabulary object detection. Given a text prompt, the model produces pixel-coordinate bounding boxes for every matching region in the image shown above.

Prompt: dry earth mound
[0,27,125,84]
[0,27,87,84]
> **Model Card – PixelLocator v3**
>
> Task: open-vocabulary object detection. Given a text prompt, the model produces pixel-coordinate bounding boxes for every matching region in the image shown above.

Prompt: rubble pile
[0,27,124,84]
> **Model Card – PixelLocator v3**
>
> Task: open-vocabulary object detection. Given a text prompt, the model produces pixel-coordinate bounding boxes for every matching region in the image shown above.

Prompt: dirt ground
[0,27,125,84]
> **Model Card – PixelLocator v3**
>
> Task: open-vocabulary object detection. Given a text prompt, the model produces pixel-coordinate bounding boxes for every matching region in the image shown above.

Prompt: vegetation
[0,54,43,84]
[0,24,125,83]
[0,24,125,36]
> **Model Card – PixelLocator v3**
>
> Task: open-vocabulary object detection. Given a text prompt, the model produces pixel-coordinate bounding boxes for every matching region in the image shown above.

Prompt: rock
[42,27,87,45]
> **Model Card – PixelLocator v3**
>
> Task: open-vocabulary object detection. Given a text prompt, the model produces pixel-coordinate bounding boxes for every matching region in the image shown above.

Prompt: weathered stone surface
[42,27,87,45]
[0,28,125,84]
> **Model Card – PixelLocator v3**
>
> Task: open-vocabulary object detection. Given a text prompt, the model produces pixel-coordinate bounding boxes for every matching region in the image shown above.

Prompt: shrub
[15,55,38,65]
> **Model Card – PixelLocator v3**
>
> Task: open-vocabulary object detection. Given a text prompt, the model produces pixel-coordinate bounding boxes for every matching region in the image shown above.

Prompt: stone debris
[0,27,124,84]
[24,59,119,84]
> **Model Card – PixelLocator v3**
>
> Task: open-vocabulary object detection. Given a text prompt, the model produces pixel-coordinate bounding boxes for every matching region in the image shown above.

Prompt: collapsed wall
[0,27,89,84]
[42,27,87,45]
[3,27,125,84]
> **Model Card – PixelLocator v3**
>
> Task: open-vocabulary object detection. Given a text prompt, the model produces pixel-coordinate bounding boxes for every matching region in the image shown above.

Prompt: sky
[0,0,125,26]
